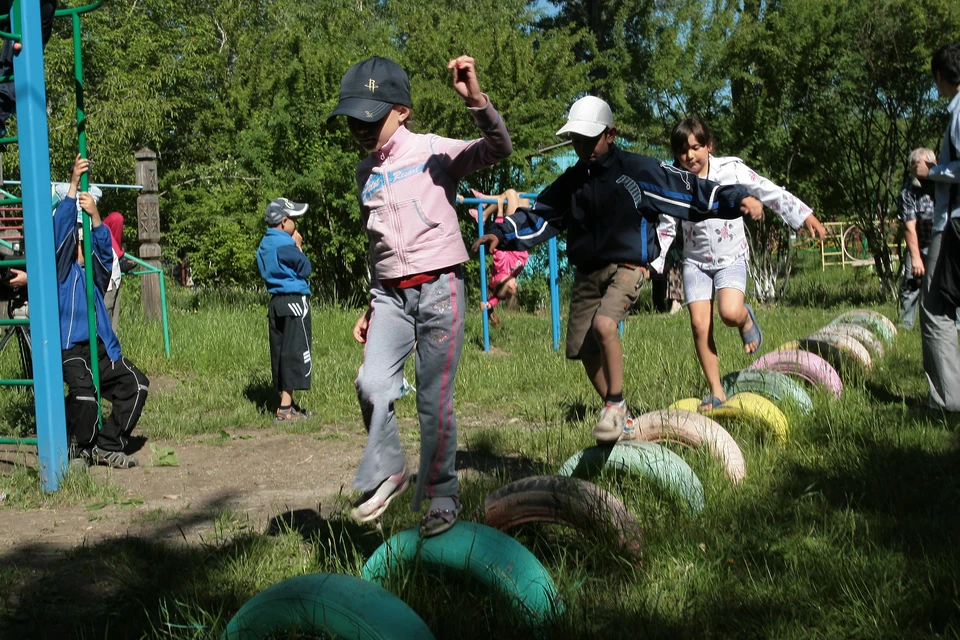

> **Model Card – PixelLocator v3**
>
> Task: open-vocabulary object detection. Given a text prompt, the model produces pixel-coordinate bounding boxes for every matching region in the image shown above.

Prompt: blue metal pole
[548,237,560,352]
[15,0,68,491]
[475,201,490,352]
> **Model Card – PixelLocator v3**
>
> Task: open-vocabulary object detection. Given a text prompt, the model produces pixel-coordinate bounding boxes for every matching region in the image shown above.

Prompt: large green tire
[721,368,814,415]
[221,573,436,640]
[484,475,643,563]
[828,309,897,343]
[556,441,705,513]
[362,522,563,625]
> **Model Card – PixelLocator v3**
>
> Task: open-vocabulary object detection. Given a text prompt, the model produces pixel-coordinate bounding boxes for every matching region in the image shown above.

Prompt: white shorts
[683,258,748,304]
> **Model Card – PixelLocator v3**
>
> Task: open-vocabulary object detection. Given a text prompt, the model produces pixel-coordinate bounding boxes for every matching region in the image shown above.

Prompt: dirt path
[0,427,368,553]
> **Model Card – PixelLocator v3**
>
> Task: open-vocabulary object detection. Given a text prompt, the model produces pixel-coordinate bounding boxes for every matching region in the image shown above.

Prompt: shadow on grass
[266,507,384,559]
[243,375,275,415]
[455,449,540,481]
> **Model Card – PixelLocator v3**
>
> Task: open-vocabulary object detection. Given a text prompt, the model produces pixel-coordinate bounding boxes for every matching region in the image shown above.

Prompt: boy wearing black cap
[256,197,314,422]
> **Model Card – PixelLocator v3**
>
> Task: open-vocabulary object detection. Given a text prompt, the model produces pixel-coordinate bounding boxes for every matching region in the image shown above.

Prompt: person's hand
[71,155,90,186]
[912,160,931,180]
[447,56,485,108]
[353,310,372,343]
[78,192,99,222]
[803,214,828,243]
[741,196,763,221]
[480,301,492,311]
[8,269,26,288]
[471,233,500,254]
[912,255,926,278]
[293,230,303,249]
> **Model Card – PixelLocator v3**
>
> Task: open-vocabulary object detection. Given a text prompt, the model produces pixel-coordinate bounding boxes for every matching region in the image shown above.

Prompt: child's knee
[355,368,399,403]
[591,315,618,340]
[717,302,744,327]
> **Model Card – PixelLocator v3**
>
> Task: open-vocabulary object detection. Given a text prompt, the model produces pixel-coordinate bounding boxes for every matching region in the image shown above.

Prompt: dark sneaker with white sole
[82,446,139,469]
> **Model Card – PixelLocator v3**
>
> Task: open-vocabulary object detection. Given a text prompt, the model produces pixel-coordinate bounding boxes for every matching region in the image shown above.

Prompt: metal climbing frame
[459,193,562,353]
[0,0,104,491]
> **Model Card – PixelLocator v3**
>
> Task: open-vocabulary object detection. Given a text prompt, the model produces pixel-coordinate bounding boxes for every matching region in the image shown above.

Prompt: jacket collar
[375,125,413,163]
[585,144,619,176]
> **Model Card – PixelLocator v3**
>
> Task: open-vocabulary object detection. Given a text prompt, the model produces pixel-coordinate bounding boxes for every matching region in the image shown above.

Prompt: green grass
[0,257,958,638]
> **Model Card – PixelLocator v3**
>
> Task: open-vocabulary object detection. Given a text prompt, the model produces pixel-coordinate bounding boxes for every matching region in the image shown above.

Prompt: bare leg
[592,315,623,398]
[716,288,758,353]
[582,353,608,401]
[688,300,725,407]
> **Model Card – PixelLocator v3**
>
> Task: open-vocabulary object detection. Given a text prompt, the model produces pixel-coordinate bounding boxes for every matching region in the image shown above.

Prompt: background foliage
[8,0,960,300]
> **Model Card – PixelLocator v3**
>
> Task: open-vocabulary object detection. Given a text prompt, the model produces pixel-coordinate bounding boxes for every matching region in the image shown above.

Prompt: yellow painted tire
[669,392,789,445]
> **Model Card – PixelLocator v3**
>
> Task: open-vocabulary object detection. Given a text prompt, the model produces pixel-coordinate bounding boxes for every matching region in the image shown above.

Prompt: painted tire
[362,522,563,625]
[669,392,789,445]
[823,322,884,359]
[829,309,897,343]
[556,441,705,513]
[799,330,872,372]
[750,349,843,398]
[721,369,814,415]
[629,409,746,482]
[221,573,436,640]
[483,475,643,563]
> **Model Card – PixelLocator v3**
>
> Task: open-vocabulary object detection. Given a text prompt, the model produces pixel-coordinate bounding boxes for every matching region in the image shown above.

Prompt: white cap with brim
[555,95,614,138]
[264,198,309,226]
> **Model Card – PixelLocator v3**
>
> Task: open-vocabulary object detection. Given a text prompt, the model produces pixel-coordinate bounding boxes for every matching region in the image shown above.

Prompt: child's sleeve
[732,161,812,229]
[89,225,115,294]
[487,176,572,251]
[434,97,513,179]
[53,197,77,284]
[650,215,678,274]
[633,158,749,222]
[277,245,312,280]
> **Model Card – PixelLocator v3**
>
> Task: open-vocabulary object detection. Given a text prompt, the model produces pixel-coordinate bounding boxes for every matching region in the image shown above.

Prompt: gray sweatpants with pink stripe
[354,270,465,511]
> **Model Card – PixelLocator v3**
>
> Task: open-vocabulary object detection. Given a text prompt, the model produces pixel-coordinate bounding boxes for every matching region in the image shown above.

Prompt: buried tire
[629,409,746,482]
[829,309,897,343]
[721,368,814,415]
[483,475,643,563]
[556,441,705,513]
[221,573,436,640]
[669,392,789,445]
[794,330,872,372]
[750,349,843,398]
[823,322,884,359]
[362,522,563,626]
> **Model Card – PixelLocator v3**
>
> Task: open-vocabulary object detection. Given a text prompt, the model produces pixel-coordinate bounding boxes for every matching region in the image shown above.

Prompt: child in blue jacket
[58,156,149,469]
[256,198,314,422]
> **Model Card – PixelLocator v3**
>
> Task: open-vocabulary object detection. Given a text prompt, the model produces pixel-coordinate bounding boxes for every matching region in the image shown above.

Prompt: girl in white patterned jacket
[655,117,826,412]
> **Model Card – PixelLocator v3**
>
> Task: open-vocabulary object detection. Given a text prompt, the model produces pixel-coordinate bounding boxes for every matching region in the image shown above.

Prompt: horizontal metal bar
[0,319,29,326]
[1,180,143,190]
[0,379,33,386]
[0,437,38,445]
[0,259,25,267]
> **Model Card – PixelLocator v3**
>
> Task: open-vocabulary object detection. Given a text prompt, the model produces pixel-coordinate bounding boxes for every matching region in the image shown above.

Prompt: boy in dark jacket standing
[256,198,314,422]
[474,96,762,443]
[58,157,149,469]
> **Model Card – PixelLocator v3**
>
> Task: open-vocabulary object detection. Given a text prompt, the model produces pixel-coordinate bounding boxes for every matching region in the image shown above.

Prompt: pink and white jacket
[356,96,512,284]
[653,155,813,272]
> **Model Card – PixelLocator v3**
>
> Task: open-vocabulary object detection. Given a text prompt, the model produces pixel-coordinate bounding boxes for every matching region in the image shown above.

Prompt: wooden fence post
[135,147,161,319]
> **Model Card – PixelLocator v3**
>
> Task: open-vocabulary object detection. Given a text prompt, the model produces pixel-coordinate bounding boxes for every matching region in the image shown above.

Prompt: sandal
[699,395,724,413]
[420,495,462,538]
[740,304,763,353]
[350,468,411,523]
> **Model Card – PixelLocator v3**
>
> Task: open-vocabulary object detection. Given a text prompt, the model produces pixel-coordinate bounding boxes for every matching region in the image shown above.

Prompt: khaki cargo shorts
[566,263,646,359]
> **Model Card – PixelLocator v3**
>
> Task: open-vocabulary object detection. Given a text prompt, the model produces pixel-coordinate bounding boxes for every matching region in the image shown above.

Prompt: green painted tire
[721,368,814,415]
[829,309,897,343]
[221,573,435,640]
[556,441,705,513]
[362,522,563,625]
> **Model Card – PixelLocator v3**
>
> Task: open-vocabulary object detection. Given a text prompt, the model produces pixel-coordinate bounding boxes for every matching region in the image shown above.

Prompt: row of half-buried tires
[220,309,896,639]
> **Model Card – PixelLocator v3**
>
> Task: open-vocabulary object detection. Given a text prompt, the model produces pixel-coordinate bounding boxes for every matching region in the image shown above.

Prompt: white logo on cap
[365,110,373,118]
[366,79,378,93]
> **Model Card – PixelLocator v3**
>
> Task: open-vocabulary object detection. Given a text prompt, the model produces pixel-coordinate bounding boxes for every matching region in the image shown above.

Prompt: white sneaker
[593,404,627,443]
[618,415,637,441]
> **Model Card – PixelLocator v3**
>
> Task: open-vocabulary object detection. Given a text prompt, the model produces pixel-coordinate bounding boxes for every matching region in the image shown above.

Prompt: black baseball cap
[328,56,411,122]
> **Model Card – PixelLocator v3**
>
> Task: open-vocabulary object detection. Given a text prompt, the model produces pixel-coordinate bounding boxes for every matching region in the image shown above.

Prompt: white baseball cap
[555,96,614,137]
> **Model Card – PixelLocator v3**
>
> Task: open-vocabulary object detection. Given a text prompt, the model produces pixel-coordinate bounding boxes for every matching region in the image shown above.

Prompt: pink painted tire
[629,409,746,483]
[484,475,643,564]
[750,349,843,398]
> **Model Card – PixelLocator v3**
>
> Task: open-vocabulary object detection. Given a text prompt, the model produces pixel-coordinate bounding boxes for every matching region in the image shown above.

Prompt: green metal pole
[0,438,38,445]
[158,271,170,357]
[74,13,101,422]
